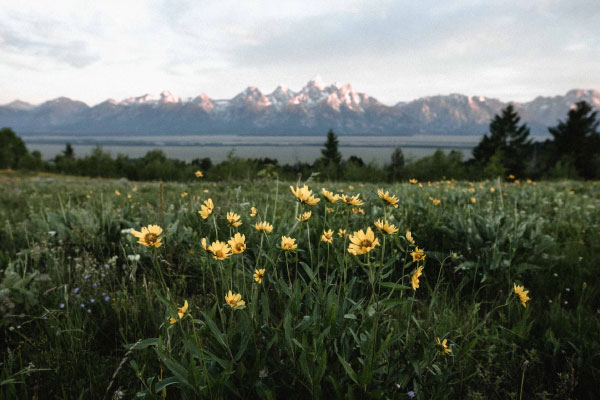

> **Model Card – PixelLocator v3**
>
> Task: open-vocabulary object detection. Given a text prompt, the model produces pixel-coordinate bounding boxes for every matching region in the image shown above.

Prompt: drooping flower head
[169,300,189,324]
[225,290,245,309]
[411,265,424,290]
[322,188,340,203]
[250,207,258,217]
[207,240,232,260]
[411,246,426,262]
[290,185,320,206]
[199,198,214,219]
[513,283,531,308]
[374,219,399,235]
[436,337,452,355]
[228,233,246,254]
[255,221,273,233]
[130,225,163,248]
[201,237,208,250]
[405,231,415,245]
[281,236,298,251]
[227,211,243,227]
[254,269,265,284]
[297,211,312,222]
[348,227,380,255]
[377,189,399,208]
[321,229,334,243]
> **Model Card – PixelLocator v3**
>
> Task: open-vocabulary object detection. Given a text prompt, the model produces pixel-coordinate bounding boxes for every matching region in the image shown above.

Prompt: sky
[1,0,599,106]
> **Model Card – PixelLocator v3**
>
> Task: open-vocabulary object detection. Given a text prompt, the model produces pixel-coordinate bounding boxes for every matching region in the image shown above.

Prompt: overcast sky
[1,0,599,106]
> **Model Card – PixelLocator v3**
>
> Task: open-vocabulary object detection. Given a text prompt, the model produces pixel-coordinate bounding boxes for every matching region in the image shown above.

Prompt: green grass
[1,172,599,399]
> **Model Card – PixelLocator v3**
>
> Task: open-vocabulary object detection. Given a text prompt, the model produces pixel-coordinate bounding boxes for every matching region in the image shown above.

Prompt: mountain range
[1,79,599,136]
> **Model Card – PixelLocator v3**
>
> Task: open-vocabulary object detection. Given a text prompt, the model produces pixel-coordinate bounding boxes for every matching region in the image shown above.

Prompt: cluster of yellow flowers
[129,181,533,355]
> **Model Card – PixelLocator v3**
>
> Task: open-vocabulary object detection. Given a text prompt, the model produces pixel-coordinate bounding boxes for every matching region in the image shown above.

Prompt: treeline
[1,100,598,181]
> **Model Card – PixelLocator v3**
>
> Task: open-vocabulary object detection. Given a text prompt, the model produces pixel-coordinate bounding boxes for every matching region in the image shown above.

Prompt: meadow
[0,171,599,399]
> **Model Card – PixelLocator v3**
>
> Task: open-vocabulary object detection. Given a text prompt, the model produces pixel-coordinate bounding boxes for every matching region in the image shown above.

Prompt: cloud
[0,0,598,105]
[0,27,99,68]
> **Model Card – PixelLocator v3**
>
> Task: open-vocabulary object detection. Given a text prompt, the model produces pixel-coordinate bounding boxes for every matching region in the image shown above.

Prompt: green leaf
[336,353,359,385]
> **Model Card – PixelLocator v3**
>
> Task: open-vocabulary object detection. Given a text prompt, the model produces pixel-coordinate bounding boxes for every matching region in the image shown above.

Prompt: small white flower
[121,228,133,234]
[48,231,56,236]
[565,288,570,292]
[127,254,140,261]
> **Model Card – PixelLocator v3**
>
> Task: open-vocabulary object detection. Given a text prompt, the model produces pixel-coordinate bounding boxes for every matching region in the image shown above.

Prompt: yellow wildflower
[225,291,245,309]
[326,207,334,213]
[250,206,258,217]
[195,170,203,178]
[130,225,163,248]
[199,198,214,219]
[409,179,418,184]
[513,283,531,308]
[411,265,424,290]
[297,211,312,222]
[470,197,477,204]
[322,188,340,203]
[281,236,298,251]
[411,246,426,262]
[374,219,399,235]
[321,229,334,243]
[490,187,496,193]
[255,221,273,233]
[342,193,364,206]
[181,192,188,198]
[378,189,400,208]
[115,190,121,196]
[207,240,232,260]
[227,211,243,227]
[290,185,320,206]
[436,337,452,355]
[352,207,365,214]
[254,269,265,284]
[348,228,380,255]
[338,229,347,237]
[169,300,189,324]
[228,233,246,254]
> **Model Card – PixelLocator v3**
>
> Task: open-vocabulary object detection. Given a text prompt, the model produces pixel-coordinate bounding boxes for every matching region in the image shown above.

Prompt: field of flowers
[1,171,599,399]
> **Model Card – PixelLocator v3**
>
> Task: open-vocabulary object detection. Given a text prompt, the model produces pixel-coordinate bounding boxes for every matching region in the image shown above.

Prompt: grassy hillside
[1,172,599,399]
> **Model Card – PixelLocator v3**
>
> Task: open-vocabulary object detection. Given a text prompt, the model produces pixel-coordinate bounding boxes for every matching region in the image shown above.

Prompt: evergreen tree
[548,101,600,179]
[472,105,532,177]
[63,143,75,158]
[319,129,342,178]
[0,127,28,169]
[388,147,405,181]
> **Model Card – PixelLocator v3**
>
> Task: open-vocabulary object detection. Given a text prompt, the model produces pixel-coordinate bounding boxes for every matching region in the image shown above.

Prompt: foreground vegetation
[1,171,599,399]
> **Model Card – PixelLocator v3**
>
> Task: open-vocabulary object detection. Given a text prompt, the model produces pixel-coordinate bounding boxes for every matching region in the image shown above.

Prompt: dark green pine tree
[472,104,532,177]
[548,101,600,179]
[320,129,342,178]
